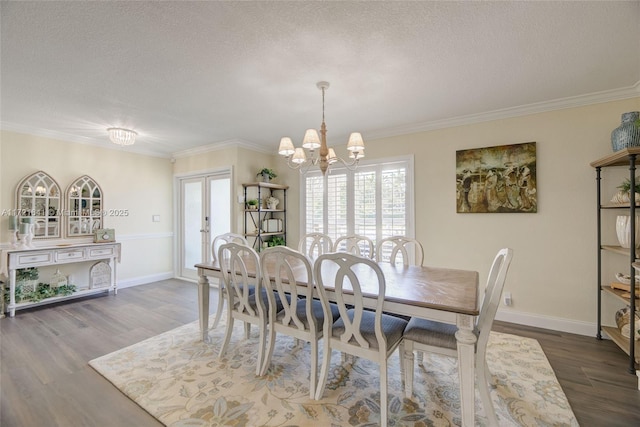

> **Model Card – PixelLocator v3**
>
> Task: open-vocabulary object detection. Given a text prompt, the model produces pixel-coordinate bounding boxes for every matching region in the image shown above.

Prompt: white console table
[1,242,121,317]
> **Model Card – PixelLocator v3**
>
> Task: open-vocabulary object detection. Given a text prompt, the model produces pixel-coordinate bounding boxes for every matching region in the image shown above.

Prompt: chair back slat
[218,242,261,317]
[476,248,513,353]
[314,252,387,350]
[212,232,248,262]
[333,235,375,259]
[298,233,333,259]
[260,246,315,332]
[376,236,424,266]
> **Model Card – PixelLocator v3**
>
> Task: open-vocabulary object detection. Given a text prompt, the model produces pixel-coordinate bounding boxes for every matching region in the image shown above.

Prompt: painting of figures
[456,142,537,213]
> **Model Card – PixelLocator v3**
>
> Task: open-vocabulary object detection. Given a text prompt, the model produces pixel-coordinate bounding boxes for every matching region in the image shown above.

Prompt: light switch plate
[152,215,160,222]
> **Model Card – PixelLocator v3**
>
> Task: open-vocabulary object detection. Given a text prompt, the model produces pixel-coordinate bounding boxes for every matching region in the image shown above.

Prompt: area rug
[89,320,579,426]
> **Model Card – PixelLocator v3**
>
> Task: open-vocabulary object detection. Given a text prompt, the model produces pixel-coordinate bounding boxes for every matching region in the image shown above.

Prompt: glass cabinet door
[66,175,103,237]
[15,171,61,239]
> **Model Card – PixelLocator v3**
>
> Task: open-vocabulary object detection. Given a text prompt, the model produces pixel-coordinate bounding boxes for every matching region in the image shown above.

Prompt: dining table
[195,257,480,427]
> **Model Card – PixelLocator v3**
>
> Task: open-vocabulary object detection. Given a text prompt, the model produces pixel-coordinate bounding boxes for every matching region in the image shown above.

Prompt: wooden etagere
[591,147,640,379]
[242,182,288,252]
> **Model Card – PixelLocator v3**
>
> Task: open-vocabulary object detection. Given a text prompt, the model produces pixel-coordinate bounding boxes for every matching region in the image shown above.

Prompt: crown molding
[170,138,271,159]
[365,81,640,141]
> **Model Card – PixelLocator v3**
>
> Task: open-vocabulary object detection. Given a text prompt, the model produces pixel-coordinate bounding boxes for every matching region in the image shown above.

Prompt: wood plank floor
[1,279,639,426]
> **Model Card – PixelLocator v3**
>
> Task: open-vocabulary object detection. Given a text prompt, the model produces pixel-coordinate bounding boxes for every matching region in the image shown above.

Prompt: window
[302,156,414,249]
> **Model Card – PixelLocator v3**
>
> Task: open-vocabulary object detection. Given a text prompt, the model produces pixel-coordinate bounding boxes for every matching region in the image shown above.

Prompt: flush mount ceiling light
[107,127,137,146]
[278,81,365,175]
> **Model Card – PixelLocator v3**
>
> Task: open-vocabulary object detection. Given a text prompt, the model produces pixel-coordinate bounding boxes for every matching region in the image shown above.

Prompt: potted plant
[611,177,640,204]
[246,199,259,210]
[267,236,286,247]
[257,168,277,182]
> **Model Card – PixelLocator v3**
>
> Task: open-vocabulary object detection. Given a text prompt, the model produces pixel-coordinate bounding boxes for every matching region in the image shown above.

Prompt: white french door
[178,170,231,280]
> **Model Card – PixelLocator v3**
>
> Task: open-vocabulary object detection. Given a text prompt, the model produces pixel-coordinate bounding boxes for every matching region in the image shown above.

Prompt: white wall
[0,131,175,286]
[359,98,640,335]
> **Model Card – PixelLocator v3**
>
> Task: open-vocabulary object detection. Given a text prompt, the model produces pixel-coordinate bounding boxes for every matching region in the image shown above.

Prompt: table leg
[455,314,477,427]
[197,271,210,342]
[8,268,16,317]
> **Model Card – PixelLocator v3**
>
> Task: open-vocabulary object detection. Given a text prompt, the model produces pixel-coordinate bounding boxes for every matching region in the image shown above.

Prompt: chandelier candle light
[278,81,365,175]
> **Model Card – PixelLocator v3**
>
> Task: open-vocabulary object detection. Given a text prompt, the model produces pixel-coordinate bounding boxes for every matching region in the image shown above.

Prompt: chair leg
[244,322,251,339]
[478,357,499,427]
[403,341,415,398]
[315,341,332,400]
[259,323,277,376]
[218,314,234,358]
[256,321,266,376]
[417,350,424,366]
[379,358,388,426]
[398,342,405,389]
[211,281,224,329]
[309,339,318,400]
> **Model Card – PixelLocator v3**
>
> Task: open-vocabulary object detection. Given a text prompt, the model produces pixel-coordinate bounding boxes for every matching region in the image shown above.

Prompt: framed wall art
[456,141,537,213]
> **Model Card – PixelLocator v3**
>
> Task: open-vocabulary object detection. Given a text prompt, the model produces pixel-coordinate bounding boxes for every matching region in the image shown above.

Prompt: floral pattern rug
[89,320,579,426]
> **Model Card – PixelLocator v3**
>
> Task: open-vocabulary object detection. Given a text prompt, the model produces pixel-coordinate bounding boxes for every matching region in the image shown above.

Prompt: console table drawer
[15,252,54,267]
[56,249,86,261]
[88,247,116,259]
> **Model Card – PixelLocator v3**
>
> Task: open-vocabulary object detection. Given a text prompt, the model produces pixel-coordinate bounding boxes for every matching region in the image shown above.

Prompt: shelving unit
[242,182,288,251]
[591,147,640,378]
[1,242,121,317]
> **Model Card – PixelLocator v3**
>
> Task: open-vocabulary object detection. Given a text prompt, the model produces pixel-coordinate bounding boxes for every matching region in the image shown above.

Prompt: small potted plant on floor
[257,168,277,182]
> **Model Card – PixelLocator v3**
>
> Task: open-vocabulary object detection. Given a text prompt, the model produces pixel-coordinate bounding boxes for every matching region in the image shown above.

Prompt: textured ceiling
[1,1,639,158]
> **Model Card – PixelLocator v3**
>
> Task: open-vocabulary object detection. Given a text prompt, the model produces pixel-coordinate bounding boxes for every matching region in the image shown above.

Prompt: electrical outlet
[504,292,512,306]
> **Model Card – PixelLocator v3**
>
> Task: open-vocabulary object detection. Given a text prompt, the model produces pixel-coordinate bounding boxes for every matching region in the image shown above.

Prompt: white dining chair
[313,252,408,425]
[375,235,424,266]
[402,247,513,427]
[259,246,340,397]
[210,233,249,329]
[217,242,273,375]
[298,232,333,259]
[332,234,375,259]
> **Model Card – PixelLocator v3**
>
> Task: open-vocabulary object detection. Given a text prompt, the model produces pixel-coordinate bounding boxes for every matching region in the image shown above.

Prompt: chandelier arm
[333,156,361,171]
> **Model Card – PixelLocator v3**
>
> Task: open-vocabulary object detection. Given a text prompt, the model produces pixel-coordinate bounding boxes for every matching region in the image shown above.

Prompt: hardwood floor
[1,279,638,426]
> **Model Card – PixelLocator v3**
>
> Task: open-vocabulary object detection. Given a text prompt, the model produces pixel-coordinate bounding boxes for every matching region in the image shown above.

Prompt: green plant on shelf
[617,177,640,194]
[16,267,39,282]
[3,282,77,303]
[267,236,286,247]
[257,168,277,180]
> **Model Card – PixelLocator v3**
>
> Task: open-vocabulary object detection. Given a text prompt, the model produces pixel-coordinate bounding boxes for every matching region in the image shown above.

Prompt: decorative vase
[611,111,640,152]
[616,215,640,248]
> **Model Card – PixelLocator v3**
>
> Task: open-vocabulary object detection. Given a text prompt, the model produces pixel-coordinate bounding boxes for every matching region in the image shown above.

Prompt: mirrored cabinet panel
[15,171,62,239]
[66,175,103,237]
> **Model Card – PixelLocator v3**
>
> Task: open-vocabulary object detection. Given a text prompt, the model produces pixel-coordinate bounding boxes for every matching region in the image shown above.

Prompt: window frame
[299,154,415,245]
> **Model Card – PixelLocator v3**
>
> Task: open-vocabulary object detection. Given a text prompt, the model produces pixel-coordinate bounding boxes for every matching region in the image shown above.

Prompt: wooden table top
[196,257,479,316]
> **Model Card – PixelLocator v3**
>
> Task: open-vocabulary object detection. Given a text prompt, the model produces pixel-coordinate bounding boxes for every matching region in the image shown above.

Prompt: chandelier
[278,81,365,175]
[107,127,137,146]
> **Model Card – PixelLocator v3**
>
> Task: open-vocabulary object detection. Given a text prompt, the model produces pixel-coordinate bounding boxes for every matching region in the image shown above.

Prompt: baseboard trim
[117,272,174,289]
[496,309,596,337]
